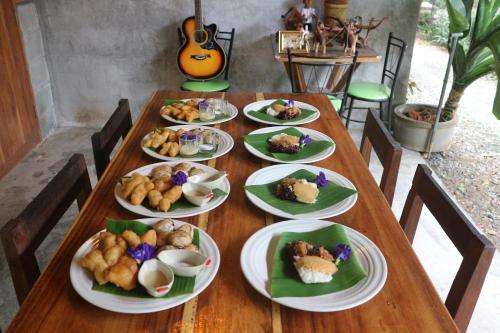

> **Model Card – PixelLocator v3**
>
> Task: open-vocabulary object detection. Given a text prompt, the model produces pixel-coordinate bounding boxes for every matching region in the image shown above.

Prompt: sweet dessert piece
[268,133,311,154]
[276,178,319,204]
[265,100,301,120]
[286,241,352,284]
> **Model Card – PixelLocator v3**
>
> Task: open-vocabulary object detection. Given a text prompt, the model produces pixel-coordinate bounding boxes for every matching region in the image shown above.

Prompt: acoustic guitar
[177,0,227,80]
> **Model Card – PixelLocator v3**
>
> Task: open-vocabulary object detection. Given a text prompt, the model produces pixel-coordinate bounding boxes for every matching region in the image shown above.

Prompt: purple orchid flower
[285,99,295,108]
[171,171,188,186]
[314,171,329,187]
[334,244,352,266]
[127,243,157,264]
[299,134,311,147]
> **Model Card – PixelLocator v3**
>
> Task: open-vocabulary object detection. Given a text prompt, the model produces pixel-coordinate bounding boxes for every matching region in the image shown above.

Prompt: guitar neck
[195,0,202,30]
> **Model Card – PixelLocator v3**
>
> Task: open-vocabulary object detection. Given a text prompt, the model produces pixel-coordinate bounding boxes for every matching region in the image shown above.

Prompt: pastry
[276,178,319,204]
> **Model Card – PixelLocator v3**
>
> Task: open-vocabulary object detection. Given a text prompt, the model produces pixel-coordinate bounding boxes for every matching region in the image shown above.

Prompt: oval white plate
[160,98,238,125]
[243,99,320,126]
[240,219,387,312]
[115,162,230,218]
[141,125,234,162]
[245,164,357,219]
[70,218,220,314]
[244,126,335,164]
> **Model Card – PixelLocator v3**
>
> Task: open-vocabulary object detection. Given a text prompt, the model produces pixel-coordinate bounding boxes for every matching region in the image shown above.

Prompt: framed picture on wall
[278,30,309,54]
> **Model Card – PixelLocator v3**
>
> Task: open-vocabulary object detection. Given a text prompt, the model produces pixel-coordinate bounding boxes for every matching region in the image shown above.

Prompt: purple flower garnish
[198,100,208,110]
[334,244,352,265]
[299,134,311,147]
[314,171,329,187]
[285,99,295,108]
[171,171,188,186]
[127,243,156,264]
[180,133,198,141]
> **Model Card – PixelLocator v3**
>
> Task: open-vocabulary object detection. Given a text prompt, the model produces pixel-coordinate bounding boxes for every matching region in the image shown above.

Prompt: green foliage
[418,12,450,47]
[445,0,500,120]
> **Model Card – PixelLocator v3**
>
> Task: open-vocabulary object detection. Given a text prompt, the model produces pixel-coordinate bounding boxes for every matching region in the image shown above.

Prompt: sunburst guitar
[177,2,227,81]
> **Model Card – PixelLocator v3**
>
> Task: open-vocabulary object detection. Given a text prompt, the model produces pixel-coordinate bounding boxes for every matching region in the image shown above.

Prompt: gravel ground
[407,38,500,248]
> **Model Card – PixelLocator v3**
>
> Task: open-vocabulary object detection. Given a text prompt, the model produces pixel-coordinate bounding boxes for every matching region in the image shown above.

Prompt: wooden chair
[360,109,402,206]
[400,164,495,332]
[91,99,132,179]
[1,154,92,304]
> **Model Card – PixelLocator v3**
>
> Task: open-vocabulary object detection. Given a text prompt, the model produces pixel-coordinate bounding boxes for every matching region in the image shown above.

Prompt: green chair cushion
[181,78,230,92]
[348,82,391,101]
[327,95,342,112]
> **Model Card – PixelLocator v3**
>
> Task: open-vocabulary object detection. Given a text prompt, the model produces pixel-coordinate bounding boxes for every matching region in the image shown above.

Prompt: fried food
[152,177,172,193]
[122,173,147,198]
[140,229,157,246]
[81,249,107,272]
[173,163,191,173]
[103,244,125,266]
[151,165,172,180]
[148,189,163,208]
[158,185,182,212]
[130,181,154,205]
[105,255,138,291]
[121,230,141,248]
[99,231,117,251]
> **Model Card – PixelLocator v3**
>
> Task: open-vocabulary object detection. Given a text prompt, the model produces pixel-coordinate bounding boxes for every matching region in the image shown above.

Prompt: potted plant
[394,0,499,152]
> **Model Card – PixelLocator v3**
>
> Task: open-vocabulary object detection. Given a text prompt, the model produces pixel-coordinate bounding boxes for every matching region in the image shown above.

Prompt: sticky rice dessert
[266,103,301,120]
[276,178,319,204]
[294,256,338,284]
[268,133,300,154]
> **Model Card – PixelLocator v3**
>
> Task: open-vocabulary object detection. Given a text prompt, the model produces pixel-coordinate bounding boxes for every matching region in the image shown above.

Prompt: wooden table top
[271,34,382,63]
[6,92,458,333]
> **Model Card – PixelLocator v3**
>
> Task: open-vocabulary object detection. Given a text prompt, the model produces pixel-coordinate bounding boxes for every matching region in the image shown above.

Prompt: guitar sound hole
[194,30,207,44]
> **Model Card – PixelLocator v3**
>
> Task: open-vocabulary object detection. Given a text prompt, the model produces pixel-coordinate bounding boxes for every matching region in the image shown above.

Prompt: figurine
[300,25,311,52]
[356,16,388,48]
[343,18,362,54]
[282,7,306,31]
[313,20,331,54]
[301,0,317,32]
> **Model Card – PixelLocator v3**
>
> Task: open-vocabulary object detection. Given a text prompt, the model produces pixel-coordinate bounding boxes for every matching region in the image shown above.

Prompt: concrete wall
[16,2,56,138]
[31,0,421,127]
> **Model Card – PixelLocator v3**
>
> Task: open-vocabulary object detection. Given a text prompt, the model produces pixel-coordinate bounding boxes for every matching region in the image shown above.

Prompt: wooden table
[6,92,458,333]
[271,34,381,93]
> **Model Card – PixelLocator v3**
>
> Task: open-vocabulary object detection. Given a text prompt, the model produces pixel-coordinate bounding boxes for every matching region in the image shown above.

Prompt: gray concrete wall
[16,2,56,138]
[31,0,421,127]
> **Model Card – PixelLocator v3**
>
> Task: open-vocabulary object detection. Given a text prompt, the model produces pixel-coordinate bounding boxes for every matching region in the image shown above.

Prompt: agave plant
[440,0,500,121]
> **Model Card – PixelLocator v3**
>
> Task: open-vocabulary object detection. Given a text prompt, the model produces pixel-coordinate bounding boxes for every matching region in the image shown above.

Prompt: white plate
[141,125,234,162]
[245,164,357,219]
[160,98,238,125]
[243,126,335,164]
[70,218,220,314]
[240,219,387,312]
[115,162,230,218]
[243,99,320,126]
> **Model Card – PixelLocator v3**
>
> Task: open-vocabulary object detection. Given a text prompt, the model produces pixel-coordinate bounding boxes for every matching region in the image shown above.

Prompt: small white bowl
[182,183,214,206]
[157,249,211,277]
[138,259,174,297]
[188,171,227,190]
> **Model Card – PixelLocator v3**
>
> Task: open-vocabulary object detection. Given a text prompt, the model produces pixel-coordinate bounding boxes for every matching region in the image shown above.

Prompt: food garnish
[314,171,329,188]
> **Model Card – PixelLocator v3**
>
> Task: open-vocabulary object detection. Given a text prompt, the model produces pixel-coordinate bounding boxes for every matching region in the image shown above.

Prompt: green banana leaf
[244,169,357,215]
[247,99,318,124]
[244,127,334,162]
[92,219,200,298]
[271,224,367,297]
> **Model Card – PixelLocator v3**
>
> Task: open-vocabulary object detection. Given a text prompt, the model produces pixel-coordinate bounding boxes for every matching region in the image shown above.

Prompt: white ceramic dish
[158,249,210,277]
[70,218,220,314]
[114,161,230,218]
[160,99,238,125]
[244,164,357,219]
[141,125,234,162]
[138,259,175,297]
[244,126,336,164]
[182,183,213,207]
[188,171,227,189]
[240,219,387,312]
[243,99,320,126]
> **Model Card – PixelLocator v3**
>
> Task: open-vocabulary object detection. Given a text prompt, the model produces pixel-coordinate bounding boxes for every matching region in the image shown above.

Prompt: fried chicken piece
[121,230,141,248]
[105,256,138,291]
[140,229,157,246]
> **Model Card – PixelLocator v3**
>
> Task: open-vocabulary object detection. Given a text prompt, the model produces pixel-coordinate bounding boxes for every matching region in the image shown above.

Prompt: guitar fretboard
[195,0,202,31]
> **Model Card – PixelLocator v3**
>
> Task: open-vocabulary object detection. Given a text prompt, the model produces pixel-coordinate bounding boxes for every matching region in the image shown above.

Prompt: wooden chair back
[91,99,132,179]
[360,109,402,205]
[1,154,92,304]
[400,164,495,332]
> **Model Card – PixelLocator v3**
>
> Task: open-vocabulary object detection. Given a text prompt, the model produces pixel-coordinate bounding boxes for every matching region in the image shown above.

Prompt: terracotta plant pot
[393,104,458,152]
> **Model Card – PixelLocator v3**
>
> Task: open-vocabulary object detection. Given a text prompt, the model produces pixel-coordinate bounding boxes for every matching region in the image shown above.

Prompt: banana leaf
[244,127,334,162]
[244,169,357,215]
[91,219,200,298]
[271,224,367,297]
[247,99,317,124]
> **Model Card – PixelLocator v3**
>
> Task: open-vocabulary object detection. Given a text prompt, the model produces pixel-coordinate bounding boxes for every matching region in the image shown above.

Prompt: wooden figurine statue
[313,20,331,54]
[300,0,317,32]
[344,18,362,54]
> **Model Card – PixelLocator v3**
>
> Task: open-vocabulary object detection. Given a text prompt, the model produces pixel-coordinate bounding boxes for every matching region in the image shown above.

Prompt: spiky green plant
[441,0,500,121]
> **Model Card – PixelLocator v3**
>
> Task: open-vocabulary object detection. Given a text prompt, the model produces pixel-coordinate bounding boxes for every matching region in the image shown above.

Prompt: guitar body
[177,16,227,80]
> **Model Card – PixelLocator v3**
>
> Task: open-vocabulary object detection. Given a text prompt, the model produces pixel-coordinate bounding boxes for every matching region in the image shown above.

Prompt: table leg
[283,63,306,93]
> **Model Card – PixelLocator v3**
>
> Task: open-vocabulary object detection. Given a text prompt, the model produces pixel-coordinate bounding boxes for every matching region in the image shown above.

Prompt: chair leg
[345,97,355,129]
[388,98,393,130]
[379,101,384,120]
